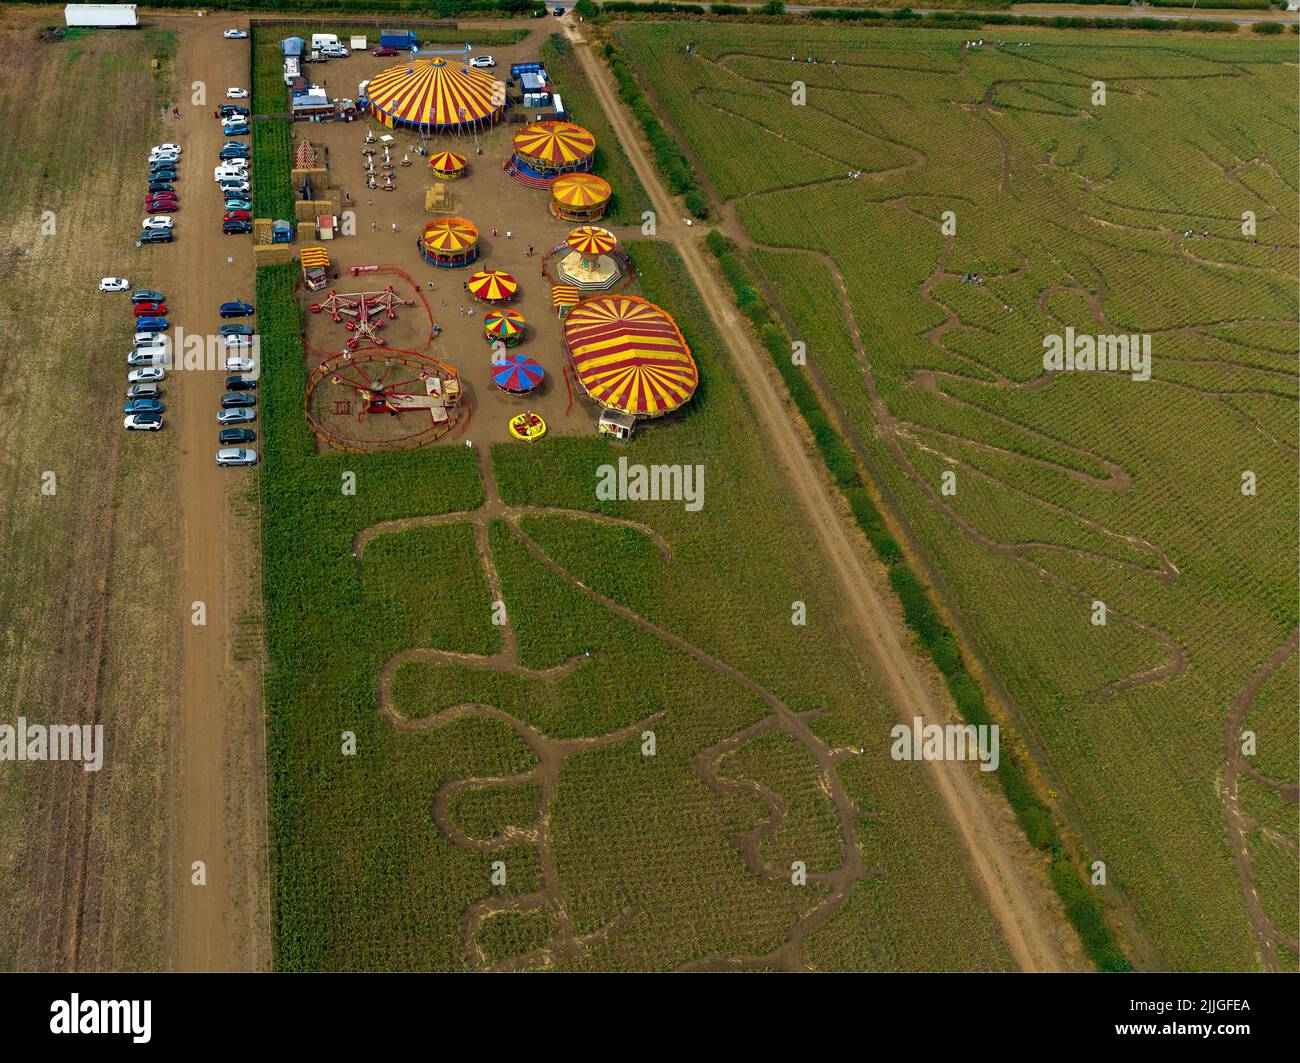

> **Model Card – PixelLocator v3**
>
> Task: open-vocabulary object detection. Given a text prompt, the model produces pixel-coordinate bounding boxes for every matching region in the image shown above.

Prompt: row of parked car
[114,286,171,430]
[217,98,253,234]
[142,143,183,244]
[215,298,259,465]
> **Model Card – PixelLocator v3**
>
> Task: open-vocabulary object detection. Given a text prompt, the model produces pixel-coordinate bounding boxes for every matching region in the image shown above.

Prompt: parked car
[223,210,251,222]
[133,302,167,316]
[220,391,256,408]
[142,217,173,230]
[131,289,165,303]
[225,87,249,99]
[134,330,165,346]
[127,349,168,367]
[218,428,256,445]
[144,197,178,208]
[124,398,164,415]
[147,181,175,194]
[216,447,258,467]
[127,382,161,400]
[222,124,250,138]
[218,181,250,196]
[223,29,248,39]
[144,203,179,215]
[223,220,252,235]
[152,142,182,154]
[217,407,255,425]
[149,168,178,181]
[128,367,165,384]
[371,45,398,57]
[468,55,496,68]
[219,301,254,318]
[140,229,173,244]
[222,198,251,212]
[99,277,130,292]
[219,323,253,337]
[224,355,256,372]
[225,374,258,390]
[148,151,180,166]
[136,316,169,330]
[124,413,164,431]
[218,104,249,118]
[224,334,253,348]
[553,6,566,15]
[219,146,250,161]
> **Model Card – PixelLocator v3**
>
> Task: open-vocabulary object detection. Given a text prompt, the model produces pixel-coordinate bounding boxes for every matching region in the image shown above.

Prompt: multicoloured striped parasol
[483,308,525,342]
[491,352,545,393]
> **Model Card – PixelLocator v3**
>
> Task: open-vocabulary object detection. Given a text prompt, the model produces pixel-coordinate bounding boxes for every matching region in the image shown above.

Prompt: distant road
[590,0,1298,26]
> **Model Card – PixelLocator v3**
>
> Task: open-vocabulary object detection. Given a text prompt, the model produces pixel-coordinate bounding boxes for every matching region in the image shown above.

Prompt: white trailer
[64,3,138,27]
[311,33,341,51]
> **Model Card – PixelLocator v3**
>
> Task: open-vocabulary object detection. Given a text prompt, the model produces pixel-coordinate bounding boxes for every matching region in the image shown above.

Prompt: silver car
[217,407,256,425]
[215,447,258,466]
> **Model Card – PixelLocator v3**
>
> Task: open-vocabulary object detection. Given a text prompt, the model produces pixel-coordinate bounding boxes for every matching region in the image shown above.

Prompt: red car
[371,45,398,56]
[146,197,178,209]
[133,302,168,316]
[223,210,251,222]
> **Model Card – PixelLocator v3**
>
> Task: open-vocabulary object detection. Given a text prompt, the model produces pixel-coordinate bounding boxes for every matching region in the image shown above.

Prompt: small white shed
[64,4,138,27]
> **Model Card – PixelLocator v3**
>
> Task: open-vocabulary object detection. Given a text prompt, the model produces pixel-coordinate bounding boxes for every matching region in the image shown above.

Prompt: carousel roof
[367,57,502,129]
[551,173,611,208]
[421,217,478,253]
[492,352,544,393]
[564,294,698,418]
[566,226,617,256]
[484,308,526,340]
[467,270,517,301]
[428,149,467,173]
[512,121,596,166]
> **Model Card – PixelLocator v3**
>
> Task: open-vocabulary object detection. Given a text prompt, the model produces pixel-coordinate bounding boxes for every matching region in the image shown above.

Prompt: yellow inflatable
[508,411,547,442]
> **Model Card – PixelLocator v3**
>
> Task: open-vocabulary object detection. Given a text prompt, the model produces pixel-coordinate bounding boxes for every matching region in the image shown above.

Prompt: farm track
[566,24,1075,970]
[365,444,881,970]
[1219,630,1300,972]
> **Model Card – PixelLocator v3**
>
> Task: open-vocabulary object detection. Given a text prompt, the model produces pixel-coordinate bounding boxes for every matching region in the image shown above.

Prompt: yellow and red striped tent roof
[428,149,467,174]
[563,294,697,418]
[550,173,611,209]
[367,58,502,129]
[301,246,330,268]
[566,226,617,256]
[512,121,596,167]
[421,217,478,253]
[467,270,517,301]
[552,284,580,308]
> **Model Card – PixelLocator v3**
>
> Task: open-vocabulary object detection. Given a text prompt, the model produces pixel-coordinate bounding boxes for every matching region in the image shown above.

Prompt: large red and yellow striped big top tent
[366,58,503,132]
[512,120,596,172]
[563,294,698,418]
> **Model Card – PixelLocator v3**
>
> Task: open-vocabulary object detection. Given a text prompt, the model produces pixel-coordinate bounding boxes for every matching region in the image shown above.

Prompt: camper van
[311,33,341,51]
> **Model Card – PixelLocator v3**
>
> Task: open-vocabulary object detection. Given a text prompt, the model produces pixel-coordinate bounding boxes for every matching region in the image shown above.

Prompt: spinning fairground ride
[308,287,415,349]
[305,348,463,451]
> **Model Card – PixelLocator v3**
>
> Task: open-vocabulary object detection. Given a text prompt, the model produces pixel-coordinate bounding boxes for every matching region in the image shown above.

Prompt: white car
[149,150,180,165]
[128,367,166,383]
[223,334,254,349]
[225,87,249,99]
[134,330,165,346]
[225,355,256,372]
[142,216,174,230]
[468,55,496,68]
[153,143,182,154]
[99,277,130,292]
[124,414,164,431]
[223,29,248,40]
[216,447,258,467]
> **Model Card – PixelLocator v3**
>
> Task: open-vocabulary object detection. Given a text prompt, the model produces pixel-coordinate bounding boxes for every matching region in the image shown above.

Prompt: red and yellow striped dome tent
[367,57,503,132]
[566,226,616,257]
[419,217,479,267]
[428,149,467,179]
[512,120,596,175]
[550,173,611,221]
[563,294,698,418]
[467,269,517,302]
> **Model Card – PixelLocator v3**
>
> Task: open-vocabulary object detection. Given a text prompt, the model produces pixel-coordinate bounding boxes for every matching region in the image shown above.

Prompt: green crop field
[257,240,1018,971]
[616,20,1298,971]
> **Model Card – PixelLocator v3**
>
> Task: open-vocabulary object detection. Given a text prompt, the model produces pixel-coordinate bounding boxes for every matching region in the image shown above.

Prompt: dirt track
[563,19,1072,971]
[168,17,269,971]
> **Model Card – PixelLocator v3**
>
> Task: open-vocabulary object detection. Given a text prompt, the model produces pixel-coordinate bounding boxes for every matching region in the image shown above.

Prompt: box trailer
[64,3,138,27]
[380,30,417,50]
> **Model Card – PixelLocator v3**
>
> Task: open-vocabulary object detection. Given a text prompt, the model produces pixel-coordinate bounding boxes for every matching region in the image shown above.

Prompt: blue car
[223,199,251,211]
[124,398,165,415]
[222,124,249,137]
[219,301,253,318]
[135,315,170,330]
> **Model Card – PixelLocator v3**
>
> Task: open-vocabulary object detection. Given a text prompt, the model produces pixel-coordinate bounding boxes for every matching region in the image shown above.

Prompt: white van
[214,162,248,181]
[311,33,340,50]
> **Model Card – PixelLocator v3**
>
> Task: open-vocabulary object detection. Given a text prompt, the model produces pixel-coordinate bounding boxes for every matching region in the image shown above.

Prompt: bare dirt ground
[562,17,1078,971]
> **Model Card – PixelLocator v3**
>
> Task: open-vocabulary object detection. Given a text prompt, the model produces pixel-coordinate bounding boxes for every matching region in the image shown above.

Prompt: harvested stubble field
[615,20,1298,970]
[0,19,182,970]
[259,240,1019,971]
